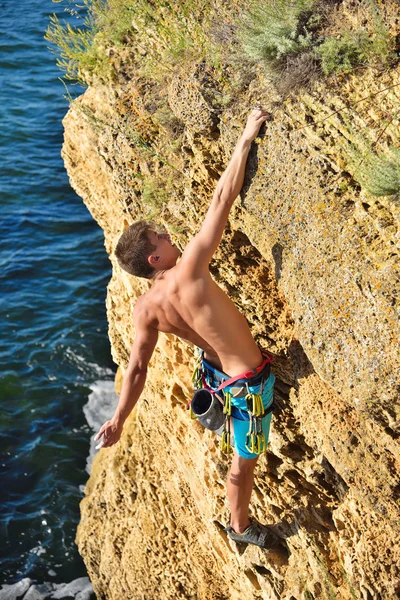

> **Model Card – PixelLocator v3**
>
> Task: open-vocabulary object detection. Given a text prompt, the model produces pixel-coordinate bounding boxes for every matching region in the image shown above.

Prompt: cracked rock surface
[61,14,400,599]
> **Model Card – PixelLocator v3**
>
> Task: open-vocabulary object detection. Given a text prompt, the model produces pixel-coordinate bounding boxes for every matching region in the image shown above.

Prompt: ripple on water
[0,0,114,586]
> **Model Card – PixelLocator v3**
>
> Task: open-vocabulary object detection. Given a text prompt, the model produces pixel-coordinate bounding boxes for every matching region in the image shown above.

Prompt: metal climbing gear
[189,350,275,454]
[244,391,269,455]
[191,355,203,389]
[245,393,265,417]
[220,407,231,453]
[220,390,232,453]
[223,391,232,416]
[190,354,204,419]
[245,413,267,455]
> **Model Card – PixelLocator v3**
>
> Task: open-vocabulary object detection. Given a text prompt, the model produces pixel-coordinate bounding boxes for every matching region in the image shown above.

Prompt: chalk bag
[190,389,225,431]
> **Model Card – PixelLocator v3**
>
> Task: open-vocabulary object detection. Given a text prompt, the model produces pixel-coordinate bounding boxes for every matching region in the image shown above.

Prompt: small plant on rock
[46,8,107,83]
[354,147,400,198]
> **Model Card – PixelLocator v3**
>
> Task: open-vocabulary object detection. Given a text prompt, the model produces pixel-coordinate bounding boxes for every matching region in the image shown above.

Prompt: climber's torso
[135,263,263,376]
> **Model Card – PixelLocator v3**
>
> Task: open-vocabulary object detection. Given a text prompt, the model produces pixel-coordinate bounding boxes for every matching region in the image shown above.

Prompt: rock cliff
[60,2,400,597]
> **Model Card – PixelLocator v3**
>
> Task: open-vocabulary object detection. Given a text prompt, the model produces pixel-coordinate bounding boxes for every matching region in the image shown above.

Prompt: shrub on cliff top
[317,31,373,75]
[46,0,214,85]
[45,0,129,83]
[237,0,396,95]
[317,23,396,75]
[239,0,317,64]
[46,2,106,83]
[236,0,323,94]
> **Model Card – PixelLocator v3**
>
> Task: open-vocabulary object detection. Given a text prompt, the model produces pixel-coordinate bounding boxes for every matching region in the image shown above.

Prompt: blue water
[0,0,114,585]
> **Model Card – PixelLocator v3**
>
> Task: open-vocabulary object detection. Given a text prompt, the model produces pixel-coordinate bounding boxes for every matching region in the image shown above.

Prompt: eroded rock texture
[62,18,400,600]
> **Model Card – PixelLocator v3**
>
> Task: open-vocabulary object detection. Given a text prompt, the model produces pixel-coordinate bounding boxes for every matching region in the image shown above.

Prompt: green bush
[237,0,395,93]
[45,4,107,83]
[317,31,373,75]
[365,0,397,65]
[355,147,400,198]
[238,0,317,65]
[317,17,396,76]
[45,0,137,83]
[46,0,214,86]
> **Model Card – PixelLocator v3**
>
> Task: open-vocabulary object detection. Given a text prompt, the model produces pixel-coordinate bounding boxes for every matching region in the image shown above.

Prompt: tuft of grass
[46,0,143,83]
[140,175,180,221]
[317,20,397,76]
[45,5,108,84]
[46,0,216,86]
[142,177,168,209]
[365,0,398,66]
[272,50,320,97]
[354,147,400,198]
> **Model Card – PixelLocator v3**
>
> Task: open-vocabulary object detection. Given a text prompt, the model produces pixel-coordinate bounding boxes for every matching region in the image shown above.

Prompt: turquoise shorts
[201,356,275,459]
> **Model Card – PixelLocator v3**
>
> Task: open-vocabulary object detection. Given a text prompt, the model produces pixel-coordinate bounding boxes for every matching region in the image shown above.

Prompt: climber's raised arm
[94,304,158,448]
[180,108,270,273]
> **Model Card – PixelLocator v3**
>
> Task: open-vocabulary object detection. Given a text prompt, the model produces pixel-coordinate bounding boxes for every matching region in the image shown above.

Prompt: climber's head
[115,220,181,279]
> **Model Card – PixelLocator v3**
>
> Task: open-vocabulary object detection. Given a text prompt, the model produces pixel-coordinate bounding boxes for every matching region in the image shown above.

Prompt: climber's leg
[227,452,258,533]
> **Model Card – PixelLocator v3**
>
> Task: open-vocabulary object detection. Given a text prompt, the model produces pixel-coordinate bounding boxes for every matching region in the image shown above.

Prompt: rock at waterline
[52,578,94,599]
[24,584,55,600]
[0,578,94,600]
[0,578,31,600]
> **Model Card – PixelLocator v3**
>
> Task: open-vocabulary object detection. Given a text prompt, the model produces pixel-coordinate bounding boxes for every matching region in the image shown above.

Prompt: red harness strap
[202,352,274,393]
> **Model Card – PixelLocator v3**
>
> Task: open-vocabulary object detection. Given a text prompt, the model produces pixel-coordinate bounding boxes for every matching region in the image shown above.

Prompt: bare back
[131,110,273,376]
[137,262,263,376]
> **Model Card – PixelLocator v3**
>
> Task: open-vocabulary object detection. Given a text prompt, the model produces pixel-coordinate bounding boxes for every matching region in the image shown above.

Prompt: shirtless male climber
[95,108,280,549]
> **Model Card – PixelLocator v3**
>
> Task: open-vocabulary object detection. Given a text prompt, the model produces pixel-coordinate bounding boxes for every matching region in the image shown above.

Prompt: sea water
[0,0,118,585]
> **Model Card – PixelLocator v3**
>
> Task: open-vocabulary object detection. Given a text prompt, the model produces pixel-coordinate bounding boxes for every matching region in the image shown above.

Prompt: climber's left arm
[94,306,158,448]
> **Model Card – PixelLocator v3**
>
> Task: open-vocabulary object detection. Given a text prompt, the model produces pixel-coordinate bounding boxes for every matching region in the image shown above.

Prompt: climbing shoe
[226,520,280,549]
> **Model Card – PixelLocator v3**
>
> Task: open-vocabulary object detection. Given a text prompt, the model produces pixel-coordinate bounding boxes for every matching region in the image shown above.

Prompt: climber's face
[147,230,181,270]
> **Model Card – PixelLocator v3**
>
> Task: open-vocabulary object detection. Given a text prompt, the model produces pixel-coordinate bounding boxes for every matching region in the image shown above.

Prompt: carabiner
[223,391,232,416]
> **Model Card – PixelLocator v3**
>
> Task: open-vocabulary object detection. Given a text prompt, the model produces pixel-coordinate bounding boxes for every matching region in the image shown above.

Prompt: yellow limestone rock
[62,57,400,600]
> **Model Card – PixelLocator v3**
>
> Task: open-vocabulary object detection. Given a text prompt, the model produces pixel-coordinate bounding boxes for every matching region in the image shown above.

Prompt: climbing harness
[189,351,275,455]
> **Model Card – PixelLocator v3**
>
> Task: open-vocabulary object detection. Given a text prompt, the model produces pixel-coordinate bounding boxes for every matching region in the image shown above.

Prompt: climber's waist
[201,355,271,398]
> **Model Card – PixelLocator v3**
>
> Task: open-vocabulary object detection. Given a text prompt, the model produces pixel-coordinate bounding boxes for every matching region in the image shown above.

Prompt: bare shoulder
[132,293,156,328]
[132,293,146,316]
[177,239,209,278]
[129,294,159,368]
